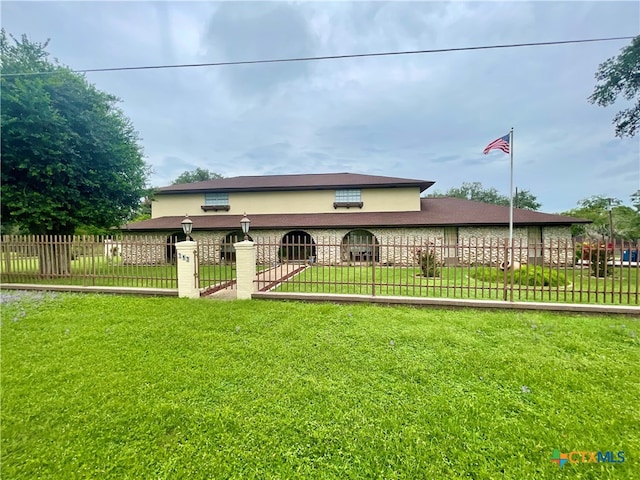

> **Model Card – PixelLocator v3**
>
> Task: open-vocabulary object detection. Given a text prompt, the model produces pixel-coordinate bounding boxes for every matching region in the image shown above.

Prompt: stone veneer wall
[542,226,573,264]
[457,227,528,265]
[370,228,445,265]
[120,234,170,265]
[121,226,574,266]
[120,231,240,266]
[252,229,347,266]
[249,228,446,266]
[192,232,229,265]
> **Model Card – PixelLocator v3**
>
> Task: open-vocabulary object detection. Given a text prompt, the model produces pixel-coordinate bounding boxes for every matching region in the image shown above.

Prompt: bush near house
[582,242,613,278]
[416,246,441,277]
[470,265,568,287]
[574,243,583,263]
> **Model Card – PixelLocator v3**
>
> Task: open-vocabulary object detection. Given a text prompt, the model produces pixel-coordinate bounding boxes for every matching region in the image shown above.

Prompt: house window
[334,189,363,209]
[202,192,230,211]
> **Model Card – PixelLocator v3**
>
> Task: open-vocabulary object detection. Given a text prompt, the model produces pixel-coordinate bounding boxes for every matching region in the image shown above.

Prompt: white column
[176,240,199,298]
[234,240,257,300]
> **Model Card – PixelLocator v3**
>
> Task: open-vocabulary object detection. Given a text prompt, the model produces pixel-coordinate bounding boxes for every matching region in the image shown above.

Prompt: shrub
[512,265,567,287]
[471,266,499,282]
[575,243,583,263]
[582,242,613,277]
[416,246,441,277]
[469,265,568,286]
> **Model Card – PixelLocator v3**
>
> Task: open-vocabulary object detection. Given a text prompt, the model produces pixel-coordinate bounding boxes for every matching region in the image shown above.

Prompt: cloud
[1,0,638,212]
[204,2,316,97]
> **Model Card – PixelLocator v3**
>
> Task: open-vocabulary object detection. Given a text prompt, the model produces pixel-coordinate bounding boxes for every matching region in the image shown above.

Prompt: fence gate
[197,236,238,296]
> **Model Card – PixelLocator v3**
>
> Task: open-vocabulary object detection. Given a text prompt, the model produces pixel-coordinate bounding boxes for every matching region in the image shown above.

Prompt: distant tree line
[426,182,541,211]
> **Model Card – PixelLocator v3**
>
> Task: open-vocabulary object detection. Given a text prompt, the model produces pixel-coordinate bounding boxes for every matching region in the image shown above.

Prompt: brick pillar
[234,240,256,299]
[176,241,199,298]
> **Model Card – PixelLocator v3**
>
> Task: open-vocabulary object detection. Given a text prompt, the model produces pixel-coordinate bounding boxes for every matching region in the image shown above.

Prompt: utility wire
[2,36,635,77]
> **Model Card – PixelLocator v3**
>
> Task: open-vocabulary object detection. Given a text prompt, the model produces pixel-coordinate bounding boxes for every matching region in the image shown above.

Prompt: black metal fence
[254,236,639,305]
[1,235,178,289]
[2,235,638,305]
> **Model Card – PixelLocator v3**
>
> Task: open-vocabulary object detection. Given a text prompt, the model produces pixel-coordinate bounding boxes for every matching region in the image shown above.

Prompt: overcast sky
[2,1,639,212]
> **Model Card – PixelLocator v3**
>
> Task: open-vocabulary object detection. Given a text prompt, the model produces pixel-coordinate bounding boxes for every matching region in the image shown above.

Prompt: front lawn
[1,292,638,479]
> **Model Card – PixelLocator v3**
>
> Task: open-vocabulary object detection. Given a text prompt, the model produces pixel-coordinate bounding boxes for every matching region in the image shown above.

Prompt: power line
[2,36,635,77]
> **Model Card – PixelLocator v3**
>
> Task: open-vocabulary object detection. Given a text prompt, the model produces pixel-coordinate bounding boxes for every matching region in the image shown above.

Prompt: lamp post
[181,214,193,241]
[240,213,251,241]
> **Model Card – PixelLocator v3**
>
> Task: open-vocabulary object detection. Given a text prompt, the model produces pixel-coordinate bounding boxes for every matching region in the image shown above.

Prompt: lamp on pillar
[240,213,251,241]
[181,214,193,241]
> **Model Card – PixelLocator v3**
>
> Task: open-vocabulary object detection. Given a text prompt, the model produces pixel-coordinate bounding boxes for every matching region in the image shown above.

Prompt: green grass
[1,292,638,479]
[271,265,640,305]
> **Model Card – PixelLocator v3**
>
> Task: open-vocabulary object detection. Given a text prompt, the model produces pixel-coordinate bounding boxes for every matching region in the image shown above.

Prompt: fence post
[234,240,257,299]
[176,240,199,298]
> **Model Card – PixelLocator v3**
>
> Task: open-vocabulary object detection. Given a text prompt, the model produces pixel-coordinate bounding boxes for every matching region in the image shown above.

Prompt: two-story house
[122,172,588,265]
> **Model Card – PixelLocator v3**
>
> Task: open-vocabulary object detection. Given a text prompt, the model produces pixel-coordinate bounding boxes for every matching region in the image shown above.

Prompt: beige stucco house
[122,172,588,265]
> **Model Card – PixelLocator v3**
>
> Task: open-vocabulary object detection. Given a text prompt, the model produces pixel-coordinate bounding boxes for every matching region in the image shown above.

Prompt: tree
[631,189,640,211]
[427,182,541,210]
[614,205,640,242]
[563,195,640,241]
[589,35,640,138]
[513,189,542,211]
[127,187,156,223]
[1,31,149,273]
[172,168,223,185]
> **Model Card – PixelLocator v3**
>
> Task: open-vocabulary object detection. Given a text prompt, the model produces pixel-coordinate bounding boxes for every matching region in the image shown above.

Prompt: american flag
[483,134,510,154]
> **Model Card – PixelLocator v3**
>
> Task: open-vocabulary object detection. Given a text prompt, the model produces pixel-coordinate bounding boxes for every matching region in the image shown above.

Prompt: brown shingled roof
[122,197,589,231]
[158,172,435,194]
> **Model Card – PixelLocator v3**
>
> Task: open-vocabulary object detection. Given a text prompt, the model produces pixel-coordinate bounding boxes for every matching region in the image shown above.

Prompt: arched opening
[220,230,253,262]
[166,231,187,264]
[280,230,316,263]
[342,230,379,262]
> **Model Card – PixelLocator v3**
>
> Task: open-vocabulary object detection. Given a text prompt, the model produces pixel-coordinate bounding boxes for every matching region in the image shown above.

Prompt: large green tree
[562,195,640,242]
[1,31,148,234]
[589,35,640,138]
[1,31,148,272]
[172,168,223,185]
[427,182,541,211]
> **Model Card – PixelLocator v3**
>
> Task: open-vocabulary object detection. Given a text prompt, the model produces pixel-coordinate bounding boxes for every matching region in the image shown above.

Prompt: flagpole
[509,127,513,268]
[509,127,514,255]
[508,127,514,302]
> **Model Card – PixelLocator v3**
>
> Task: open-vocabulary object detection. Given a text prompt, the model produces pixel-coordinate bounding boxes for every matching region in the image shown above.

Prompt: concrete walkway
[204,263,307,300]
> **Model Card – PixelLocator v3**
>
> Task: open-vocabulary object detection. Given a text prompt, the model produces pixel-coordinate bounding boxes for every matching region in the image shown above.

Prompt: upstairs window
[335,189,361,203]
[202,192,230,211]
[334,189,363,209]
